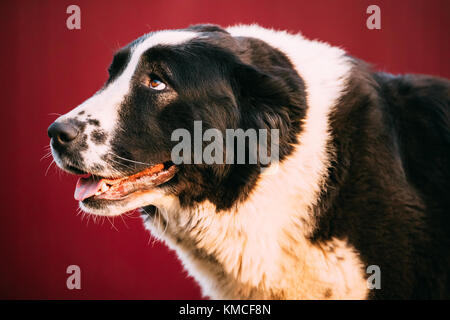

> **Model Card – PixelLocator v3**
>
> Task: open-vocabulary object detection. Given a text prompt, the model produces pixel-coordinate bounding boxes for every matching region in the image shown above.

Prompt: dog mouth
[74,161,177,202]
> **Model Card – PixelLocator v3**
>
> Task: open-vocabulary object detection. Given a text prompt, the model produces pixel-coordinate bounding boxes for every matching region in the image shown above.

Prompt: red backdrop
[0,0,448,299]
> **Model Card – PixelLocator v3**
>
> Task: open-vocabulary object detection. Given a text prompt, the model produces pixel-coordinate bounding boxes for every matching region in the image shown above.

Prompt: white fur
[140,25,367,299]
[60,24,368,299]
[52,31,197,178]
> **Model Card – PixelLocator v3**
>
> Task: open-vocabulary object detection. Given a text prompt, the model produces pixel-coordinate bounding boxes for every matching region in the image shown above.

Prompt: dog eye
[142,75,166,91]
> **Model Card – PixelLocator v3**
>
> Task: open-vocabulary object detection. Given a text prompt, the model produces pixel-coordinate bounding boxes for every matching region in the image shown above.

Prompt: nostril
[47,122,79,144]
[59,129,77,143]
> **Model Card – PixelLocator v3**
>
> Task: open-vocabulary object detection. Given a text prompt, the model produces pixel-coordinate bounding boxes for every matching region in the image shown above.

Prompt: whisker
[40,151,52,162]
[124,210,141,219]
[109,152,152,166]
[108,156,135,171]
[141,207,157,246]
[119,214,129,229]
[45,160,56,176]
[107,216,119,231]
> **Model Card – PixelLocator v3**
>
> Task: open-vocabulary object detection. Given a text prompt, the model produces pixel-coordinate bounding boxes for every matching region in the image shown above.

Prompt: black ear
[232,63,306,133]
[186,24,229,34]
[233,63,291,108]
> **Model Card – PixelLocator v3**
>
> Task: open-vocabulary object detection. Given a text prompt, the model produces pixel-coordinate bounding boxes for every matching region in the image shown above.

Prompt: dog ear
[186,24,229,34]
[232,63,299,133]
[233,63,291,108]
[230,62,307,165]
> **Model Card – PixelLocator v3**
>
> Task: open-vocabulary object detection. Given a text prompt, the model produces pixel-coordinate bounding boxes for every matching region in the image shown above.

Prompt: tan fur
[73,24,370,299]
[142,143,368,299]
[138,25,370,300]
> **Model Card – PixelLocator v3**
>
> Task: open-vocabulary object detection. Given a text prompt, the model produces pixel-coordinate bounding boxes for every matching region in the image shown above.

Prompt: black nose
[47,121,79,145]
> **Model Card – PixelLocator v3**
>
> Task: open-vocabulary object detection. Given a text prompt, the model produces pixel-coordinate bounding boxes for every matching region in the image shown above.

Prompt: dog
[48,24,450,299]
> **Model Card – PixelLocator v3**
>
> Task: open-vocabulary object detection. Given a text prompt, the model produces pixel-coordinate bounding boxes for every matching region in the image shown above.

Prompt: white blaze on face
[54,30,198,176]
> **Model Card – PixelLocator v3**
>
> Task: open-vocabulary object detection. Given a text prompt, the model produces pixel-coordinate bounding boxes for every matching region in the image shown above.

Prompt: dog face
[48,25,306,216]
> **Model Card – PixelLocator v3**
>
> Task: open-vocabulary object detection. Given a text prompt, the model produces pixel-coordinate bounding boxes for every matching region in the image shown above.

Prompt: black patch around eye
[87,119,100,126]
[78,111,85,115]
[108,33,308,212]
[91,129,108,145]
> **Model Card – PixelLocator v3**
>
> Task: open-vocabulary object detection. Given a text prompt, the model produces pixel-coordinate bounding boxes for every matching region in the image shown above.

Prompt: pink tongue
[74,176,103,201]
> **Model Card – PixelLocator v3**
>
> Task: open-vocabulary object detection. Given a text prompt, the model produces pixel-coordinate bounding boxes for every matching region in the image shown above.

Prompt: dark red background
[0,0,448,299]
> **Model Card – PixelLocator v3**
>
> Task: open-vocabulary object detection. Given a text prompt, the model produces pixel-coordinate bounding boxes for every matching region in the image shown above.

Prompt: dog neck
[142,138,367,299]
[142,26,368,299]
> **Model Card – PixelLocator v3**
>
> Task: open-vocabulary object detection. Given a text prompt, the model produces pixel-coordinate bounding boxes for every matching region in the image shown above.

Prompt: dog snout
[47,121,80,146]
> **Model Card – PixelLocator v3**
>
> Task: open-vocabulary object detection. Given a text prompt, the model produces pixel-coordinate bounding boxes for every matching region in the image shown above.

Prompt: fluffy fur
[48,24,450,299]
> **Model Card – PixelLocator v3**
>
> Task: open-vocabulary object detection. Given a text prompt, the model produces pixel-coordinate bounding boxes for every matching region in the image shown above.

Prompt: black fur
[109,26,307,210]
[311,60,450,299]
[50,24,450,298]
[106,48,131,84]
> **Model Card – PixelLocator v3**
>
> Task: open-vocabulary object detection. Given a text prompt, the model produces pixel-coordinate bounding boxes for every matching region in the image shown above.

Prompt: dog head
[48,24,306,216]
